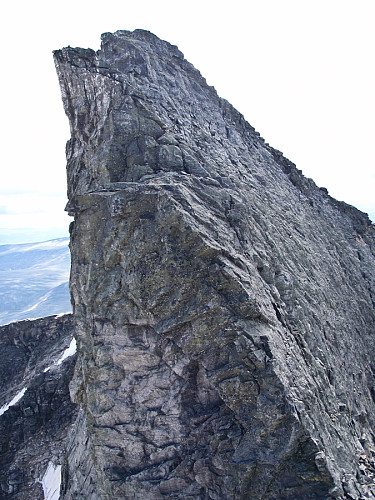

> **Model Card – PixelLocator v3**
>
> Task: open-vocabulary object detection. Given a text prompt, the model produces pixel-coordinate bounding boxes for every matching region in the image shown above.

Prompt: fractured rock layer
[54,30,375,499]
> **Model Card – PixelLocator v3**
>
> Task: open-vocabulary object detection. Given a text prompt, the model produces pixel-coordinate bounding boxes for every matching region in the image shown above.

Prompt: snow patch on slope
[0,387,27,416]
[44,337,77,372]
[56,337,77,365]
[41,462,62,500]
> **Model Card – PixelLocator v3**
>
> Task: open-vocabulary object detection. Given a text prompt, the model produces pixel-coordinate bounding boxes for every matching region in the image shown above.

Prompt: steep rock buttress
[54,30,375,499]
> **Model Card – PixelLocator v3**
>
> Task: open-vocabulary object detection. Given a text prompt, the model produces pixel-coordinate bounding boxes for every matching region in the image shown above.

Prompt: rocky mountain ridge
[0,314,76,499]
[0,29,374,499]
[51,30,375,499]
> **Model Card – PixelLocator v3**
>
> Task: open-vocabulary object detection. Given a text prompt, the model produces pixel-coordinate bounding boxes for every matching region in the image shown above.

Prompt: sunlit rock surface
[53,30,375,499]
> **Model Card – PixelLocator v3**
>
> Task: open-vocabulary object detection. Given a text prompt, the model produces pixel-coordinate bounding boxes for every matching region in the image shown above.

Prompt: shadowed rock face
[54,30,375,499]
[0,314,77,499]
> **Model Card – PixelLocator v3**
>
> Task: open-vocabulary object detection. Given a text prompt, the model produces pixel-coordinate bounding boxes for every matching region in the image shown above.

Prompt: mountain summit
[52,29,375,499]
[2,29,374,499]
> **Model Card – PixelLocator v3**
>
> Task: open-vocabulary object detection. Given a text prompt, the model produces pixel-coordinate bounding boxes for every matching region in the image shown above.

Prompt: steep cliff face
[54,30,375,499]
[0,314,77,499]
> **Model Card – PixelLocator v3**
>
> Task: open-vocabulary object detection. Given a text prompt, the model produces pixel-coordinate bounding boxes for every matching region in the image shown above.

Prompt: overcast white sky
[0,0,374,243]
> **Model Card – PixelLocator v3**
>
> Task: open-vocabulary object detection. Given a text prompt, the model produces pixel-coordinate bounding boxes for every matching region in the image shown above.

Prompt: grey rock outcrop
[0,314,77,499]
[54,30,375,499]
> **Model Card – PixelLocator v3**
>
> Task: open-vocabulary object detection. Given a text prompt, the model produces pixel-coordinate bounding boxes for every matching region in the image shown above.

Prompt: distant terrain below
[0,238,71,325]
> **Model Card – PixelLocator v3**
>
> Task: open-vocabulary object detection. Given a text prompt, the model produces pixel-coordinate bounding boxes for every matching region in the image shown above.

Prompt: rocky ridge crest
[52,29,375,499]
[1,29,373,499]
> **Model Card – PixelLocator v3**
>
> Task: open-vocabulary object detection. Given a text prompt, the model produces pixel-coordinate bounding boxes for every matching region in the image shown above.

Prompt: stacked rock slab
[54,30,375,499]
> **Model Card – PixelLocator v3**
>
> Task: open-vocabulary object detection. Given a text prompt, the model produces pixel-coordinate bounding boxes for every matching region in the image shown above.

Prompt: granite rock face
[0,314,77,499]
[54,30,375,499]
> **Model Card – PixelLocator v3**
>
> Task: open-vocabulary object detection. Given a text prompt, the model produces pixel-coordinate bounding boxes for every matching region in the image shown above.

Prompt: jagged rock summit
[52,30,375,499]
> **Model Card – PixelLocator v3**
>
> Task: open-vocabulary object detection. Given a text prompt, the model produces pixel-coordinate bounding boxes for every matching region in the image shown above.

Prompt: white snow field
[0,238,71,325]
